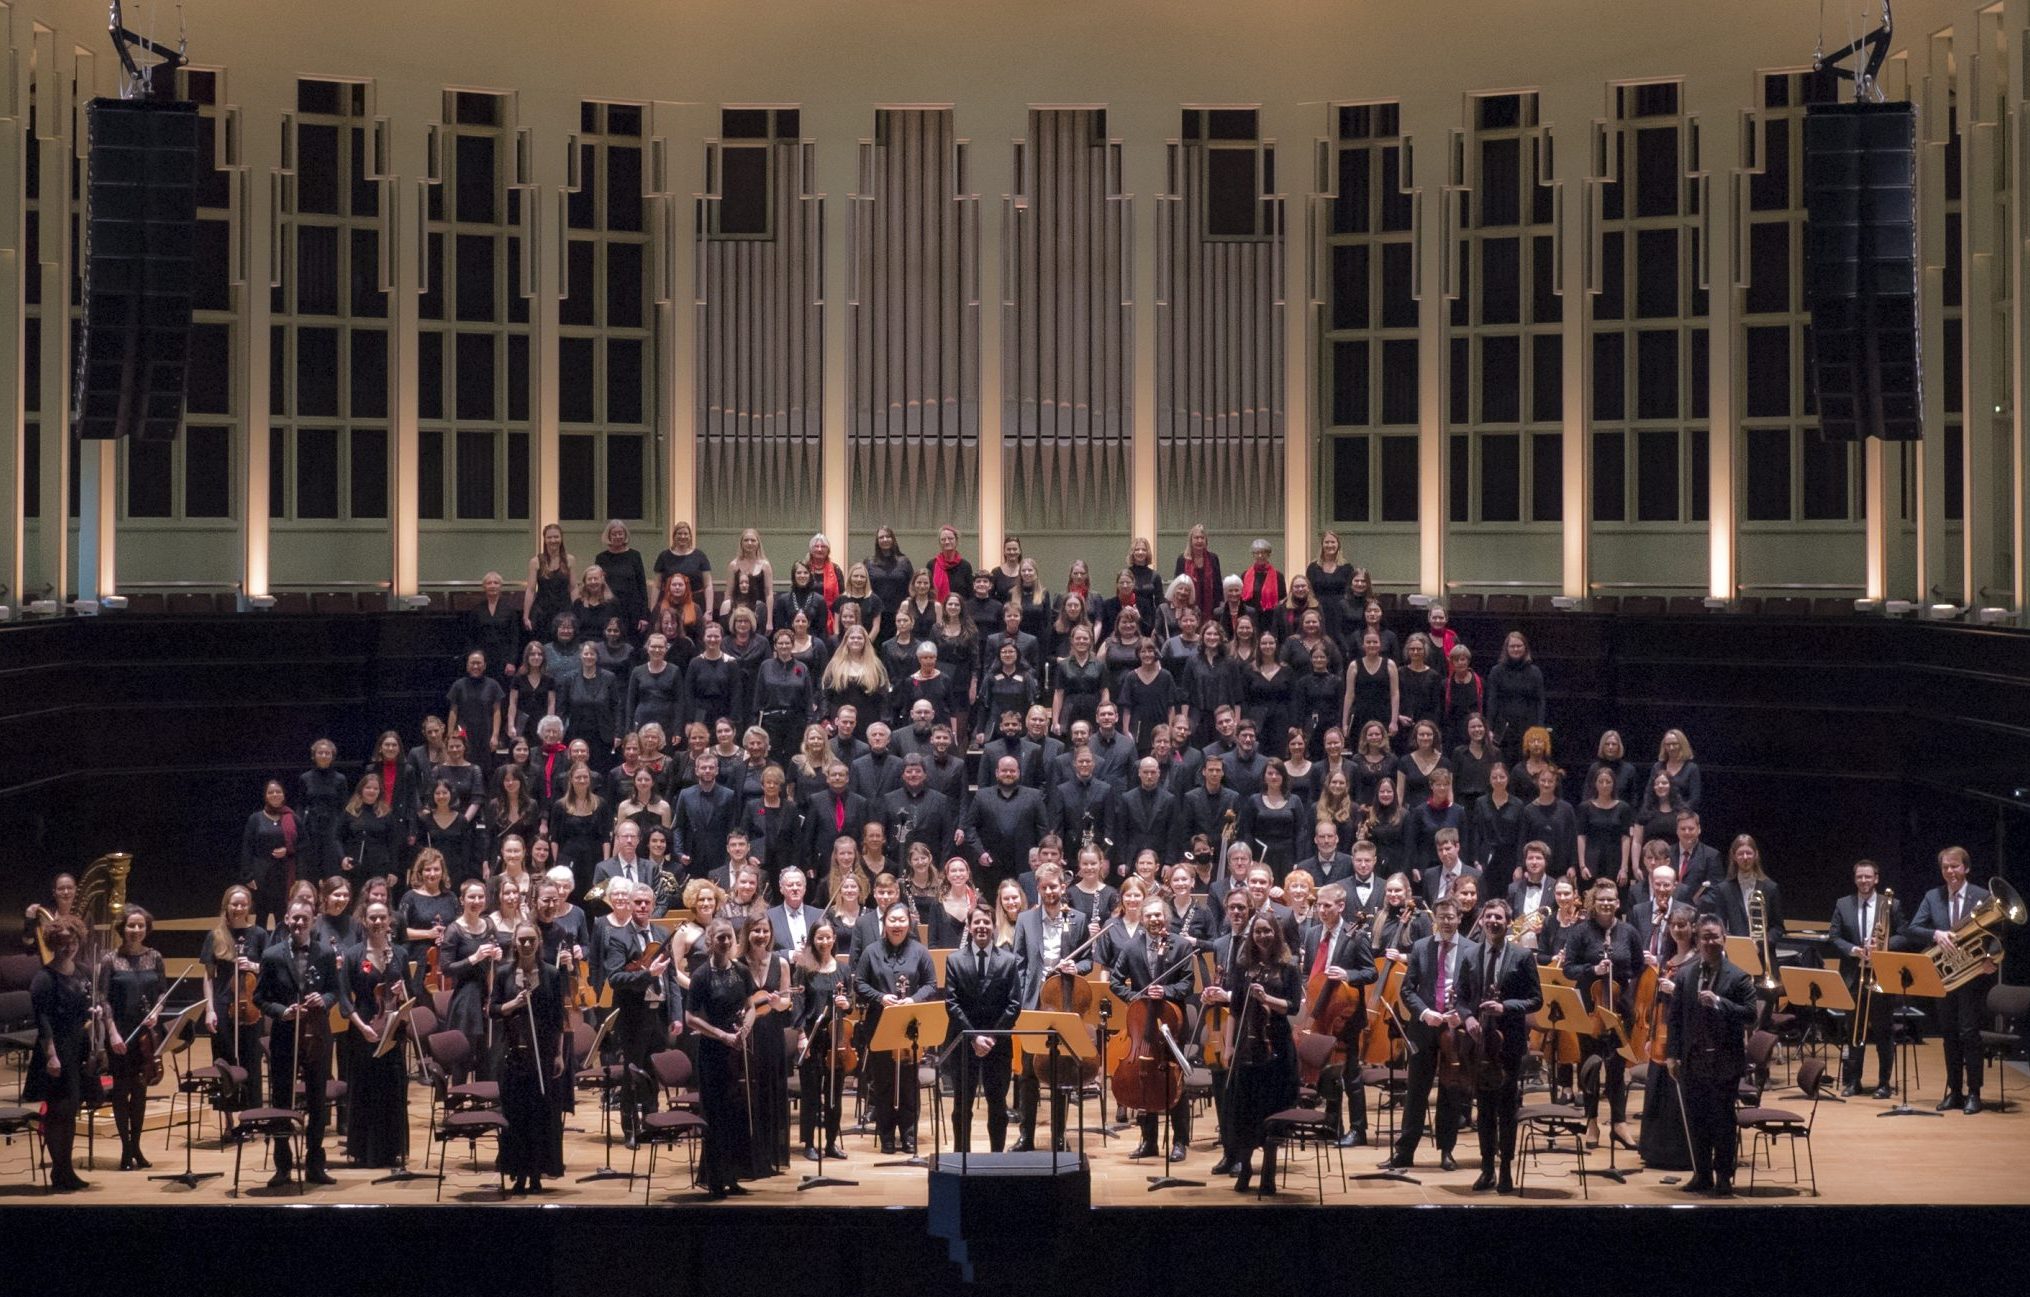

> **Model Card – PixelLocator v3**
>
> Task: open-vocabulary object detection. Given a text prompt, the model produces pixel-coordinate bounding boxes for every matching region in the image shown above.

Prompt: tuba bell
[1928,877,2025,992]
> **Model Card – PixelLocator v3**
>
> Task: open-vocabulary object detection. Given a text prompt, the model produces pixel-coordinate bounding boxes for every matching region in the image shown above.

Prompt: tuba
[1928,877,2025,992]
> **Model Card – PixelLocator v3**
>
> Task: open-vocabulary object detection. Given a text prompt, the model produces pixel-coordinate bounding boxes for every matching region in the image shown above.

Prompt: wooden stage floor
[4,1040,2025,1209]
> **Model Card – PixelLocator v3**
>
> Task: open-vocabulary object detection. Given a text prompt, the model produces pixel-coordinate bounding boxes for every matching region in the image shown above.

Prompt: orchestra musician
[1563,877,1643,1149]
[685,918,757,1198]
[335,899,413,1170]
[1110,898,1199,1162]
[1638,903,1700,1171]
[1900,846,1998,1114]
[256,899,342,1187]
[27,915,93,1191]
[1377,896,1482,1173]
[1828,859,1900,1099]
[601,880,677,1146]
[1663,913,1758,1195]
[491,922,567,1194]
[1371,873,1430,959]
[794,920,854,1160]
[438,879,502,1084]
[1469,897,1542,1192]
[1201,909,1302,1194]
[21,872,79,961]
[740,916,796,1176]
[1300,883,1377,1147]
[1010,863,1090,1153]
[1203,890,1256,1174]
[99,906,166,1172]
[202,883,271,1109]
[943,905,1024,1152]
[853,901,938,1154]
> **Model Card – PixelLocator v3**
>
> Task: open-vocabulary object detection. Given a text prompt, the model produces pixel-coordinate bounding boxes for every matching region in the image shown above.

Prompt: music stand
[870,1000,949,1167]
[148,1002,220,1189]
[1013,1010,1092,1166]
[1538,983,1609,1180]
[1147,1023,1204,1192]
[1091,978,1134,1139]
[1779,967,1853,1098]
[576,1011,636,1181]
[1869,950,1946,1118]
[368,999,442,1187]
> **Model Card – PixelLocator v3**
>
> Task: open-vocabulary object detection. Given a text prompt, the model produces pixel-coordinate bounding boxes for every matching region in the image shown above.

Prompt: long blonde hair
[209,884,256,962]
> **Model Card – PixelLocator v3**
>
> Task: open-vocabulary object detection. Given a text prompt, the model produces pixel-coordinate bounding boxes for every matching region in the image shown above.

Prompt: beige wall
[3,0,2021,614]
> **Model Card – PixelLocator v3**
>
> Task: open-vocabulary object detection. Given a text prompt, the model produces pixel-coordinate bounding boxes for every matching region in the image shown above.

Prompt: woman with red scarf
[1238,538,1284,615]
[928,524,974,607]
[1173,523,1223,621]
[805,534,847,633]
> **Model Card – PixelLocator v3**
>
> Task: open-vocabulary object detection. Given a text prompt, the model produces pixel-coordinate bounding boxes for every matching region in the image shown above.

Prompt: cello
[1110,969,1188,1116]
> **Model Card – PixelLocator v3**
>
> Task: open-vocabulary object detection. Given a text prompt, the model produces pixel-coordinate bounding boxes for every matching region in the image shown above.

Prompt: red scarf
[931,552,966,603]
[541,742,568,799]
[1240,562,1282,611]
[1184,556,1217,617]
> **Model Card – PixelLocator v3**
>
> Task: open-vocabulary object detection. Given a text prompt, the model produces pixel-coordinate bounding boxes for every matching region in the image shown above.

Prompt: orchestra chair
[173,1057,243,1150]
[406,1006,441,1085]
[422,1029,500,1115]
[1978,984,2029,1112]
[634,1049,707,1201]
[0,1101,43,1186]
[1260,1032,1347,1203]
[225,1107,304,1196]
[1515,1061,1591,1200]
[0,988,35,1087]
[431,1107,509,1200]
[1735,1056,1826,1197]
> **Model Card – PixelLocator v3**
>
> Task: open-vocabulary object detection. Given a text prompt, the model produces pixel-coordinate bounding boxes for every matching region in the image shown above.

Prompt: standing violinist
[99,907,167,1171]
[335,900,414,1170]
[256,899,341,1187]
[1009,863,1090,1153]
[1300,884,1377,1147]
[202,883,271,1109]
[794,920,855,1160]
[686,918,757,1199]
[943,906,1024,1153]
[1828,859,1900,1099]
[1201,909,1302,1194]
[1664,913,1758,1195]
[1638,903,1700,1171]
[1377,896,1482,1173]
[852,902,938,1154]
[1563,877,1644,1150]
[601,880,676,1148]
[1468,898,1541,1192]
[1202,890,1255,1174]
[1110,898,1199,1162]
[26,915,93,1192]
[492,922,567,1194]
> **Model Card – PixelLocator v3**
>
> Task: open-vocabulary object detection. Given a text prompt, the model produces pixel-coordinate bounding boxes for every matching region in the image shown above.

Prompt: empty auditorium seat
[1621,595,1666,615]
[1665,596,1708,616]
[1811,597,1854,617]
[449,591,483,612]
[165,592,220,615]
[270,591,312,614]
[1485,593,1529,613]
[1760,596,1811,616]
[310,592,358,614]
[1734,597,1764,614]
[1528,595,1559,613]
[1449,593,1484,612]
[122,593,167,615]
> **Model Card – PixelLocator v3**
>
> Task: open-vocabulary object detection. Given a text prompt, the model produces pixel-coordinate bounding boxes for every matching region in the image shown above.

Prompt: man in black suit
[1468,898,1543,1192]
[673,752,741,882]
[601,882,676,1147]
[1564,877,1646,1146]
[852,902,940,1154]
[256,900,343,1186]
[1207,855,1302,951]
[1628,861,1679,958]
[922,724,972,812]
[944,905,1024,1152]
[1379,896,1482,1172]
[1669,811,1722,897]
[1827,858,1900,1098]
[801,761,872,874]
[1420,828,1480,905]
[1108,898,1199,1161]
[883,753,956,867]
[1221,719,1268,798]
[1046,747,1114,856]
[1666,912,1759,1195]
[1344,840,1385,919]
[1110,757,1180,868]
[975,710,1041,789]
[1180,755,1244,851]
[766,867,827,955]
[963,755,1051,897]
[1900,845,1998,1113]
[1009,864,1090,1152]
[1300,884,1378,1147]
[1291,820,1354,892]
[1505,844,1553,931]
[849,721,905,802]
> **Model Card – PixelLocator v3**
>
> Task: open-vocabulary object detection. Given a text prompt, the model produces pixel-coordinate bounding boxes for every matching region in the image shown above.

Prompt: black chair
[1737,1056,1826,1196]
[225,1107,304,1195]
[1259,1032,1345,1202]
[634,1049,707,1200]
[432,1109,509,1199]
[0,1103,43,1186]
[1979,984,2030,1112]
[0,989,35,1085]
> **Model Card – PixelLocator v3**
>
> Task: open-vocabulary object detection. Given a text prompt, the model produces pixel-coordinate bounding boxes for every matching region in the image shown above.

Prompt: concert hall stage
[4,1043,2026,1294]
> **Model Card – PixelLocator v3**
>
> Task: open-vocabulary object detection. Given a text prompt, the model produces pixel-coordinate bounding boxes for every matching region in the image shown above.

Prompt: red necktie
[1436,940,1452,1012]
[1312,929,1332,976]
[834,799,847,832]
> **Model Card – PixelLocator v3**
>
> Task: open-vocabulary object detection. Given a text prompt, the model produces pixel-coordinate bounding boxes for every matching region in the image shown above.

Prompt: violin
[1192,948,1230,1068]
[1593,951,1644,1066]
[1645,950,1694,1065]
[625,939,666,974]
[424,944,447,994]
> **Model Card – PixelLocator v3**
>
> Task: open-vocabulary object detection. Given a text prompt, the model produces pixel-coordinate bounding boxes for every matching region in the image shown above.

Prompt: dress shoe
[1936,1091,1964,1112]
[1053,1139,1070,1153]
[901,1136,917,1155]
[824,1142,848,1160]
[510,1177,528,1196]
[1838,1082,1859,1098]
[1258,1176,1276,1195]
[1871,1084,1895,1100]
[1337,1129,1366,1149]
[803,1145,821,1163]
[1009,1136,1033,1153]
[1376,1157,1409,1172]
[305,1166,337,1186]
[879,1138,896,1155]
[1680,1175,1713,1193]
[1439,1152,1459,1172]
[1611,1124,1638,1151]
[1583,1121,1600,1149]
[1712,1179,1735,1198]
[1233,1162,1253,1192]
[51,1174,90,1193]
[528,1177,544,1194]
[1964,1095,1983,1115]
[1471,1169,1496,1192]
[1210,1153,1235,1176]
[1497,1167,1515,1194]
[130,1150,151,1170]
[1170,1144,1189,1164]
[1128,1139,1156,1160]
[725,1183,750,1196]
[118,1154,136,1172]
[624,1134,640,1151]
[267,1168,295,1189]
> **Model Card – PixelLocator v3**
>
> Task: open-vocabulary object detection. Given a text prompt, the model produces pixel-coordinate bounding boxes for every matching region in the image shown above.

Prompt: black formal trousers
[1391,1048,1466,1163]
[950,1043,1014,1152]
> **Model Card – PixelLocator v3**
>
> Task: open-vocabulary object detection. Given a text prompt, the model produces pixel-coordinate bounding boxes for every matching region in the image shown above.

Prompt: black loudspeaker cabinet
[72,97,200,441]
[1802,101,1922,442]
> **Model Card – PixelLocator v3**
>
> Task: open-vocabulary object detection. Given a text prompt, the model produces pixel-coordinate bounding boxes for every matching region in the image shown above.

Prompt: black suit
[1902,883,1994,1097]
[1828,891,1901,1089]
[765,903,828,955]
[943,941,1024,1151]
[962,784,1051,894]
[1010,905,1090,1147]
[883,786,957,866]
[1667,842,1723,897]
[1291,852,1354,890]
[1391,932,1484,1165]
[255,938,342,1174]
[1667,957,1758,1185]
[602,922,677,1137]
[1108,930,1199,1148]
[1109,784,1180,868]
[800,789,874,873]
[1298,920,1376,1136]
[850,749,906,803]
[1046,776,1115,857]
[1472,939,1543,1174]
[1420,863,1482,906]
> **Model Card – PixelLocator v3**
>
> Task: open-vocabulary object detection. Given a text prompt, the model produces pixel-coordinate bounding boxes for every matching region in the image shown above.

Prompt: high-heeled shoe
[1611,1123,1638,1151]
[1583,1121,1601,1149]
[130,1149,151,1170]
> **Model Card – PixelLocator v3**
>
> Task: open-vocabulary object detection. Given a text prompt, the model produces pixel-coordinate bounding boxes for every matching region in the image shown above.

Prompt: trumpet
[1509,906,1548,941]
[1927,877,2025,993]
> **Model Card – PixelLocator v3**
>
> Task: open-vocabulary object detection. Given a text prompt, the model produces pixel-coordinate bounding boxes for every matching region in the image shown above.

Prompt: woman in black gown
[99,907,166,1170]
[1240,760,1309,880]
[684,918,758,1198]
[336,900,412,1169]
[240,779,300,927]
[201,884,270,1108]
[549,764,612,896]
[524,523,574,644]
[740,915,795,1177]
[339,771,400,885]
[1240,632,1296,752]
[1638,902,1699,1171]
[27,915,93,1191]
[1208,910,1303,1194]
[492,921,566,1193]
[794,921,852,1160]
[1051,624,1108,736]
[417,779,482,886]
[298,739,352,880]
[439,879,504,1081]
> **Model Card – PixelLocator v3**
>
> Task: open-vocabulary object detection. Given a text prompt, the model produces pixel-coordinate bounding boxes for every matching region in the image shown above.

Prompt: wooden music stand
[1869,949,1947,1119]
[1724,937,1763,978]
[373,998,419,1059]
[1011,1010,1094,1166]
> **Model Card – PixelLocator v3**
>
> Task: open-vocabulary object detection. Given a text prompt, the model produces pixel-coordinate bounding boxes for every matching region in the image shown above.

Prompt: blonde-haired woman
[201,883,271,1103]
[1651,728,1701,811]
